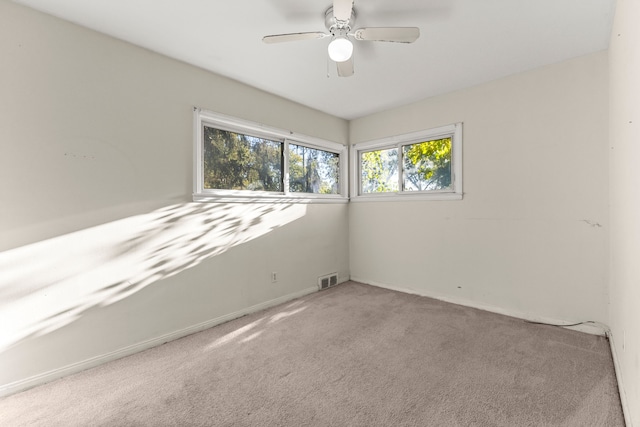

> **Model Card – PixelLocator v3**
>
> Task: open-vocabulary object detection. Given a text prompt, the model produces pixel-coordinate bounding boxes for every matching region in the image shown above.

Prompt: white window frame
[350,123,463,202]
[194,108,348,203]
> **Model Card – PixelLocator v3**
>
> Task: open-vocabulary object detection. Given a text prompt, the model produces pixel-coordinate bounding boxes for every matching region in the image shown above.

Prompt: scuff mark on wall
[581,220,603,228]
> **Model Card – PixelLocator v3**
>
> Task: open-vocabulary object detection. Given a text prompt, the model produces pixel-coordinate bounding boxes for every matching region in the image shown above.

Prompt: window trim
[193,108,348,203]
[350,123,463,202]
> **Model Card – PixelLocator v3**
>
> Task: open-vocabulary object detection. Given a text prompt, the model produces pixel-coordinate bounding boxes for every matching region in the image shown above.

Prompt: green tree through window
[403,138,452,191]
[360,148,399,193]
[203,127,282,192]
[289,144,339,194]
[360,138,452,193]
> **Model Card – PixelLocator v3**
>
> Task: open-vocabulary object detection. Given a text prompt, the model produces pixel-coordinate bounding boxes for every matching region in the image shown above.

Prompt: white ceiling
[14,0,615,120]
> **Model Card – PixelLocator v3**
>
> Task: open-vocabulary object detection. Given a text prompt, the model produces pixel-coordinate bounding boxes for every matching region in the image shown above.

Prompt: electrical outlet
[271,272,277,283]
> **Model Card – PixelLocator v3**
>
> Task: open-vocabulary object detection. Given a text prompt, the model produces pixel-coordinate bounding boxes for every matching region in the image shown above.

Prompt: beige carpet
[0,282,625,426]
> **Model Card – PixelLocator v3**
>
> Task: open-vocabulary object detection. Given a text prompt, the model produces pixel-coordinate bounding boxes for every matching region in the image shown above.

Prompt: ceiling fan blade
[333,0,354,21]
[336,56,354,77]
[353,27,420,43]
[262,32,328,44]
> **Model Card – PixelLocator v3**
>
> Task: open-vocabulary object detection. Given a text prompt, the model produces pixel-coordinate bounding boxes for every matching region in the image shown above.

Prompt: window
[289,144,340,195]
[203,127,283,192]
[194,108,347,202]
[351,123,462,201]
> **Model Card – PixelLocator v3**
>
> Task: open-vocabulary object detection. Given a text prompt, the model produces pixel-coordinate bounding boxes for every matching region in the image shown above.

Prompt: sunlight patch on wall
[0,202,306,352]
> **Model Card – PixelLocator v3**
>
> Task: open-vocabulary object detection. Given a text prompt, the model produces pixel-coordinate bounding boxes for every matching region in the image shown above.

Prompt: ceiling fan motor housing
[325,6,356,37]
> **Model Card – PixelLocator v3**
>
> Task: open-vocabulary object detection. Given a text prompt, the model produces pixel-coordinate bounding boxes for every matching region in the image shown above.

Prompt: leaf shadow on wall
[0,201,307,353]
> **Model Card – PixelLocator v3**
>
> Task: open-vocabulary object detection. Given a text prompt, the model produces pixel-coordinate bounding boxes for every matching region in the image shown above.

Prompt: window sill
[350,192,463,202]
[193,193,349,204]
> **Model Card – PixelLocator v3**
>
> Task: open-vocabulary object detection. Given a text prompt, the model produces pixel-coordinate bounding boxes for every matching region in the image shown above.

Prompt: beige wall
[0,0,349,391]
[609,0,640,424]
[349,52,610,325]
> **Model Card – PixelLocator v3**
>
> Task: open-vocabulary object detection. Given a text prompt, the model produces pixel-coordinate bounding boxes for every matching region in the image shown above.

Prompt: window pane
[289,144,340,194]
[402,138,452,191]
[360,148,399,193]
[203,126,282,191]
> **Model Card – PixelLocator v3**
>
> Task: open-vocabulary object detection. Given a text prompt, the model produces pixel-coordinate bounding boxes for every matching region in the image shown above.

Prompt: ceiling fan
[262,0,420,77]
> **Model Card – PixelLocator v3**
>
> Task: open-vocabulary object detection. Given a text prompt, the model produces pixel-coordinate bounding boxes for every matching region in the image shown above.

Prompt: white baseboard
[351,277,609,336]
[0,286,317,398]
[607,331,634,427]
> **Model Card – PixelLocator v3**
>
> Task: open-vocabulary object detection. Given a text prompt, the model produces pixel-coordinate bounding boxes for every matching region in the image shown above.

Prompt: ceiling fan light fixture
[328,37,353,62]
